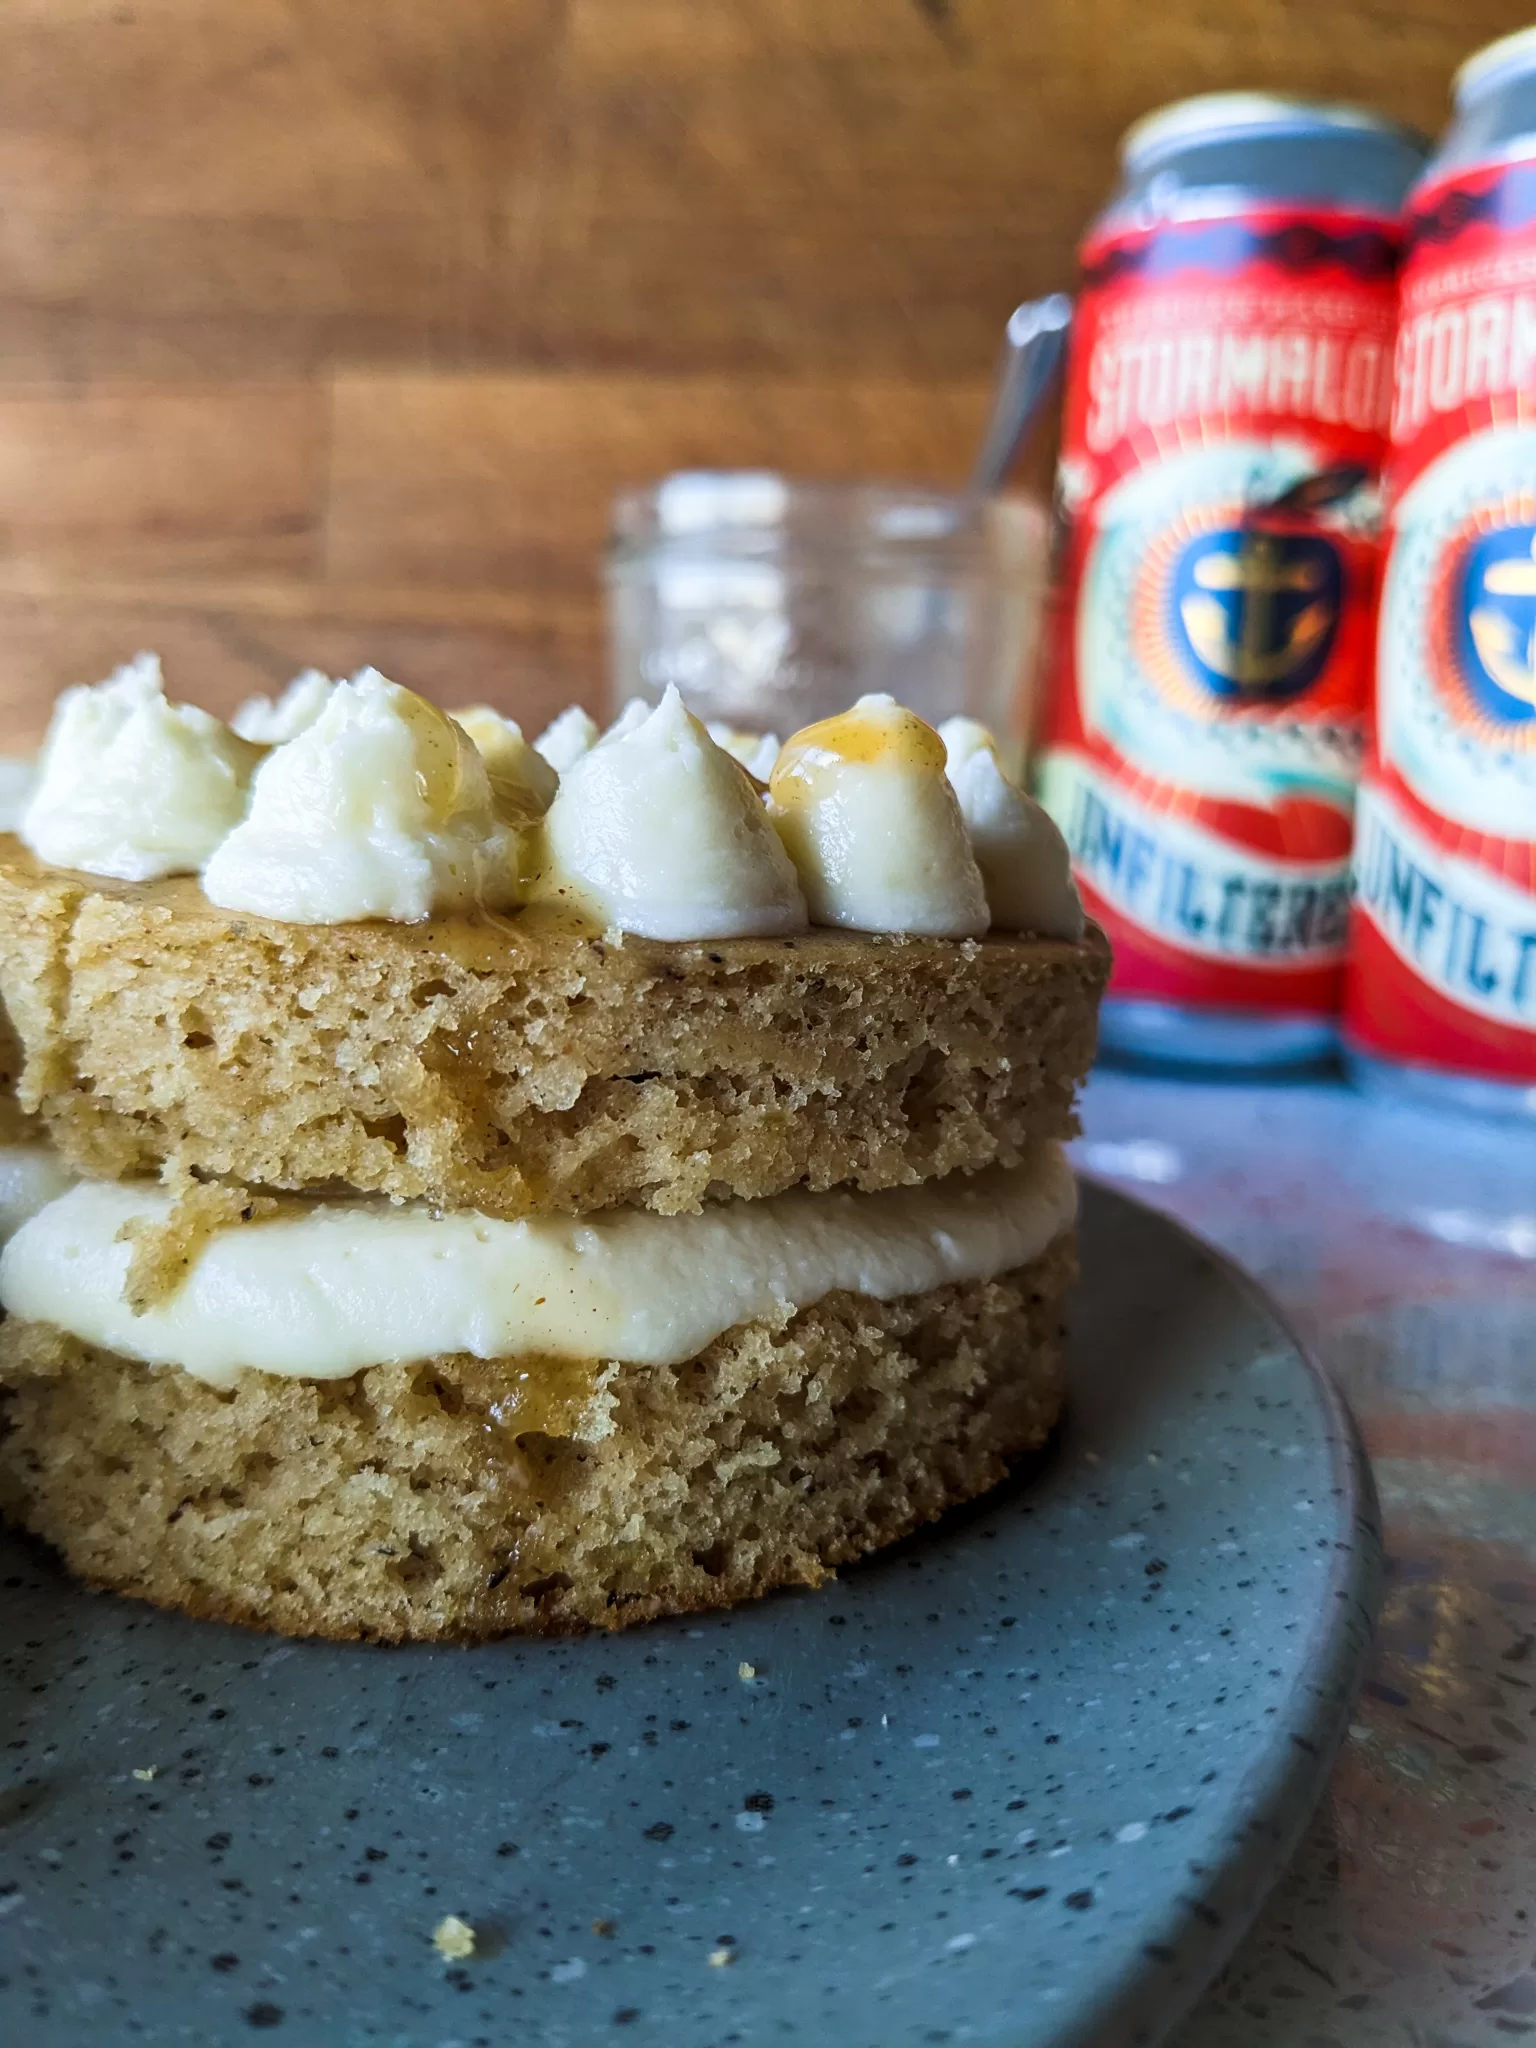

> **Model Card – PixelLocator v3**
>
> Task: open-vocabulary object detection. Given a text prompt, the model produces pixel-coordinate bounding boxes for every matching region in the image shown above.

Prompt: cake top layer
[15,658,1083,946]
[0,834,1107,1217]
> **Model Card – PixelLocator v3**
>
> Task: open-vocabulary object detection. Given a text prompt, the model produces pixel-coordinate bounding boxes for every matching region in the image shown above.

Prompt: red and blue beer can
[1346,29,1536,1115]
[1038,93,1426,1070]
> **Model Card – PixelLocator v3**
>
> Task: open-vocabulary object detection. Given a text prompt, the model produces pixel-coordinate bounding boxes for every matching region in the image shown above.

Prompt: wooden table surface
[0,0,1517,744]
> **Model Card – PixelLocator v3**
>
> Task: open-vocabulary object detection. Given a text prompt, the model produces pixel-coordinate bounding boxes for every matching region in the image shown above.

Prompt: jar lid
[651,472,789,536]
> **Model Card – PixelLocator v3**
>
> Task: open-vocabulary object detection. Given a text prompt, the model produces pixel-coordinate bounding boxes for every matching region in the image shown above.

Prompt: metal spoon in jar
[968,293,1074,496]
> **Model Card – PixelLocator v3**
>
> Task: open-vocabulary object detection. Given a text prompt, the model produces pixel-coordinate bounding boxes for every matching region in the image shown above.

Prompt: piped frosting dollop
[533,704,600,773]
[939,717,1084,940]
[768,694,989,936]
[232,669,337,746]
[450,706,560,815]
[535,686,808,939]
[22,653,260,881]
[708,724,782,782]
[202,669,523,923]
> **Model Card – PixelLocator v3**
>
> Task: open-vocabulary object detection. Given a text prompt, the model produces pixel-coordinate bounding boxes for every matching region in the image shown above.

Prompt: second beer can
[1346,29,1536,1115]
[1037,93,1426,1070]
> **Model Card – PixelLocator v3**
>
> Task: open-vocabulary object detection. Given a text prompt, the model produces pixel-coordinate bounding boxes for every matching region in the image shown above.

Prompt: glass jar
[606,473,1049,750]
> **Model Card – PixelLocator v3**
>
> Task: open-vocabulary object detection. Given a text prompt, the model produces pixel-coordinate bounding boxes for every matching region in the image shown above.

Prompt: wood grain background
[0,0,1519,744]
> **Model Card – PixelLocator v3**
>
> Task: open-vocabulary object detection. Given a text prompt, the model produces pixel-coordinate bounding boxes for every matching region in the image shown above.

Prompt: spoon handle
[968,293,1074,496]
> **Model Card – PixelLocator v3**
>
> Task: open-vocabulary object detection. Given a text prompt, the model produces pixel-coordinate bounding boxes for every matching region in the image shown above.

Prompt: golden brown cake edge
[0,838,1108,1217]
[0,1240,1075,1641]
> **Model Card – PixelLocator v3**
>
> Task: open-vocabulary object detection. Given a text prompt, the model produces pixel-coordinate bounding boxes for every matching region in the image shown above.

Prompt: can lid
[1121,91,1419,173]
[1454,26,1536,109]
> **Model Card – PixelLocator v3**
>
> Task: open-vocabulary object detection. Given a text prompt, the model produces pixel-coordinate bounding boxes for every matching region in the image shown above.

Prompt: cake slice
[0,671,1105,1641]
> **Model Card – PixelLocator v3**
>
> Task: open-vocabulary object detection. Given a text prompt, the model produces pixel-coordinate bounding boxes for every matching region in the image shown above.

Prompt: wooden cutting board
[0,0,1508,744]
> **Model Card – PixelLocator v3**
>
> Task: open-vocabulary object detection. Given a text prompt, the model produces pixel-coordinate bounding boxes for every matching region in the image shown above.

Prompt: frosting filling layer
[0,1149,1076,1388]
[0,1144,75,1246]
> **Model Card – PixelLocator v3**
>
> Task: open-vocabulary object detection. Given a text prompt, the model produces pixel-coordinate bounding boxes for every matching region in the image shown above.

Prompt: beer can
[1036,94,1426,1070]
[1345,30,1536,1115]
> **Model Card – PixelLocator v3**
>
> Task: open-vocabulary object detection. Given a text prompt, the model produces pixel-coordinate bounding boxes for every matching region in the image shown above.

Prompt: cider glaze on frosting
[768,694,989,936]
[449,706,560,815]
[0,1149,1076,1388]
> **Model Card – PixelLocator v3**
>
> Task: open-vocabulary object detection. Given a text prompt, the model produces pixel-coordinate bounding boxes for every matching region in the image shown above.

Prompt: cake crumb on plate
[432,1915,476,1961]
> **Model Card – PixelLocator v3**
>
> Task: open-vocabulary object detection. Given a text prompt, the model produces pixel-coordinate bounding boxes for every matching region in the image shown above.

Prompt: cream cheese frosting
[768,694,989,936]
[232,669,337,746]
[535,686,808,940]
[0,757,36,833]
[939,717,1085,940]
[22,654,261,881]
[0,1149,1075,1388]
[533,704,600,772]
[202,669,525,923]
[597,699,653,748]
[449,706,560,815]
[0,1143,74,1247]
[708,724,781,782]
[11,659,1093,944]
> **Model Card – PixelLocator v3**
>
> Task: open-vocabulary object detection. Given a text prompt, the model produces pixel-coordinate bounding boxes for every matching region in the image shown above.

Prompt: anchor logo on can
[1460,524,1536,726]
[1173,527,1343,703]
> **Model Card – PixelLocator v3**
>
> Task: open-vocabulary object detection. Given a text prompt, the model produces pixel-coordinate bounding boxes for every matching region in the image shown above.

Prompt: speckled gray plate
[0,1182,1377,2048]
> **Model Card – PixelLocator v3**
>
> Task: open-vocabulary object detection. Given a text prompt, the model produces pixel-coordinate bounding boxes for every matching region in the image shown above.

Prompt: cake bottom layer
[0,1238,1074,1640]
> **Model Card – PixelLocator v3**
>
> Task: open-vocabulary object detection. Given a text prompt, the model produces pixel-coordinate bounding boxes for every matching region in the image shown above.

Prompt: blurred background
[0,0,1519,746]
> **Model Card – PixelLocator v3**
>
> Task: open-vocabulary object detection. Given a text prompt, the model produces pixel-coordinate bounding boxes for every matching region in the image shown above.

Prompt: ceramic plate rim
[1061,1177,1381,2048]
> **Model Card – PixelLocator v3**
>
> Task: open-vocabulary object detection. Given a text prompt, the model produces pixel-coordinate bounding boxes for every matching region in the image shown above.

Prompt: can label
[1038,205,1401,1014]
[1347,156,1536,1078]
